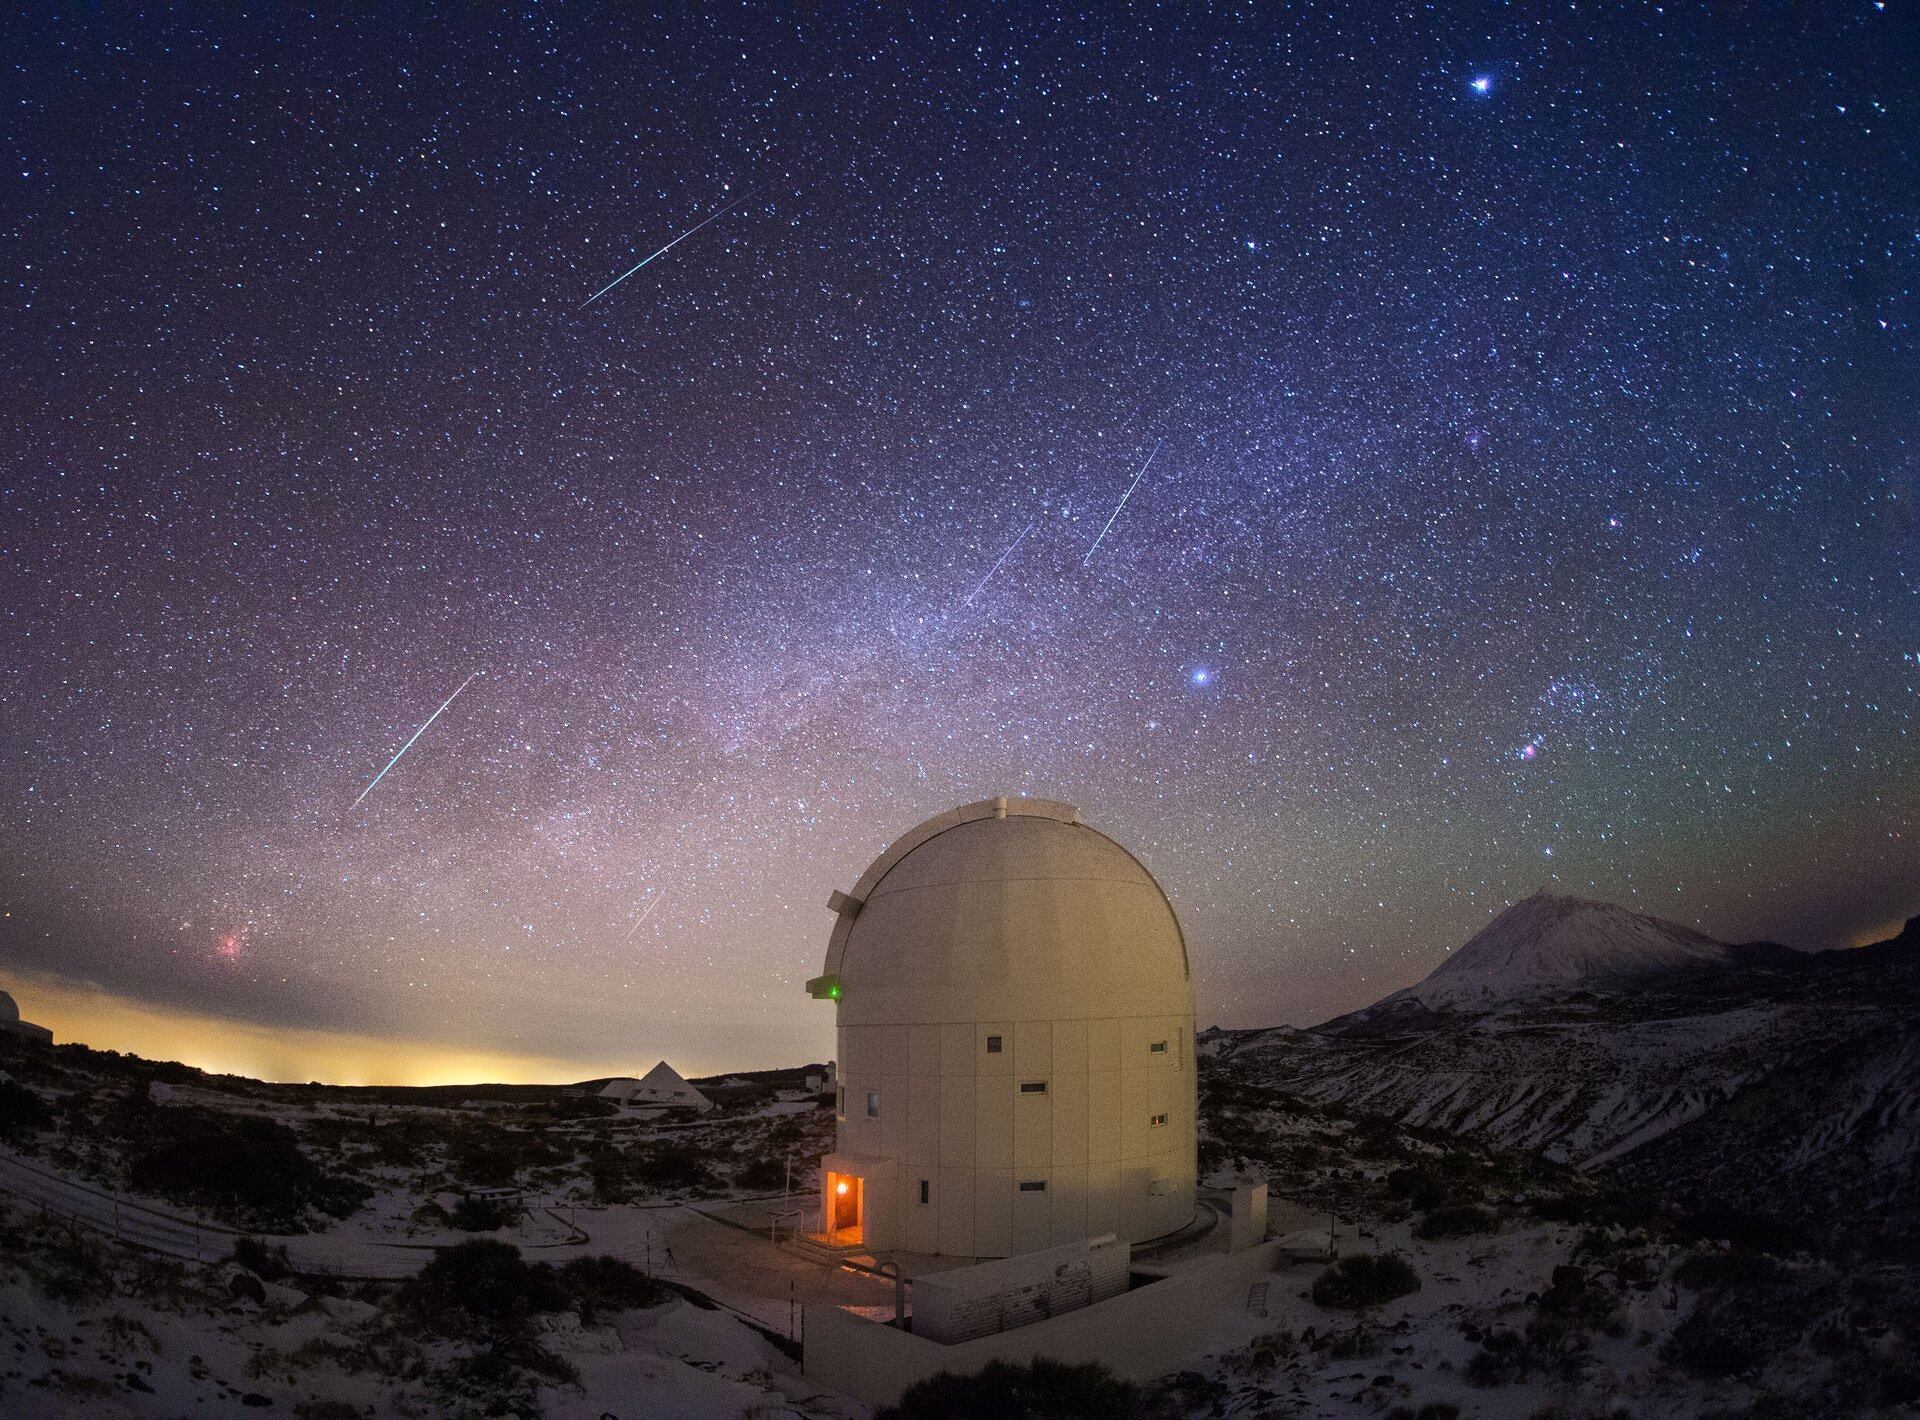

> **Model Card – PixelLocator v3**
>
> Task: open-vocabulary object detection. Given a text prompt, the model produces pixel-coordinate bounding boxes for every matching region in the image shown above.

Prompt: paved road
[0,1144,840,1362]
[0,1149,645,1280]
[0,1149,248,1264]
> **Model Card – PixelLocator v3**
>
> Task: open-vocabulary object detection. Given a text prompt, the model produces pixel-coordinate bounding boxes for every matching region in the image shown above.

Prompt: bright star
[1471,75,1493,95]
[1191,668,1211,686]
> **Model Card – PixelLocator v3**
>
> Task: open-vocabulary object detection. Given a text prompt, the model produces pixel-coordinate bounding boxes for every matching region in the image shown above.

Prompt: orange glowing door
[828,1172,862,1240]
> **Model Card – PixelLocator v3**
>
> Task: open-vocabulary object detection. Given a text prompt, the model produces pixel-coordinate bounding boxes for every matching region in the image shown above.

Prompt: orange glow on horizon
[1847,920,1908,949]
[0,967,661,1087]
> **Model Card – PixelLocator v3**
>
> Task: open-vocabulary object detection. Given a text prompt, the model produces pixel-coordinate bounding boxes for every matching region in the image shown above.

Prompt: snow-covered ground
[4,958,1916,1420]
[0,1262,857,1420]
[1382,891,1741,1009]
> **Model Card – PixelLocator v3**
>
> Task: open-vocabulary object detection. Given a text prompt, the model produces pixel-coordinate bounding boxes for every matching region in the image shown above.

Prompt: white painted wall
[913,1233,1130,1343]
[803,1240,1288,1407]
[816,799,1197,1257]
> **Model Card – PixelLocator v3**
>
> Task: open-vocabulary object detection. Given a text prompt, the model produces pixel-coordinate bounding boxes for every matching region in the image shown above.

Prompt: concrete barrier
[804,1239,1285,1407]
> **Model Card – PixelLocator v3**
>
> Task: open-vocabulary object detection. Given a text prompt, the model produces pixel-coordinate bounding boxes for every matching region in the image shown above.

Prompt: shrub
[632,1144,710,1192]
[447,1137,520,1189]
[1464,1327,1533,1386]
[1328,1324,1378,1359]
[0,1080,54,1140]
[1312,1253,1421,1310]
[399,1238,568,1334]
[1664,1249,1826,1380]
[232,1237,294,1281]
[1415,1204,1497,1240]
[548,1094,619,1120]
[401,1241,667,1339]
[1195,1135,1232,1175]
[30,1221,115,1303]
[586,1148,633,1203]
[127,1107,368,1230]
[879,1358,1148,1420]
[428,1342,571,1419]
[1678,1206,1798,1255]
[554,1254,668,1322]
[1528,1192,1591,1224]
[1674,1249,1788,1294]
[733,1155,789,1192]
[1665,1306,1776,1379]
[1385,1166,1449,1211]
[1228,1326,1298,1376]
[449,1195,516,1231]
[294,1403,364,1420]
[1350,1114,1407,1160]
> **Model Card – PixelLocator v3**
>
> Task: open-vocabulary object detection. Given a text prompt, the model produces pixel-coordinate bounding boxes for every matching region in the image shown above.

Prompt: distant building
[806,796,1197,1258]
[0,990,52,1045]
[598,1060,715,1112]
[460,1184,524,1205]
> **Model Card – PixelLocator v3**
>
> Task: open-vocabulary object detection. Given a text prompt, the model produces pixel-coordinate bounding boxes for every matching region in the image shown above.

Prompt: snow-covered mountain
[1210,903,1920,1255]
[1379,891,1739,1009]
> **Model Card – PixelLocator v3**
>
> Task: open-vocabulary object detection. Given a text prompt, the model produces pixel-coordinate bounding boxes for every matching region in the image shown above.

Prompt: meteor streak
[1082,439,1163,566]
[583,192,750,306]
[963,519,1036,606]
[352,671,482,808]
[621,891,669,943]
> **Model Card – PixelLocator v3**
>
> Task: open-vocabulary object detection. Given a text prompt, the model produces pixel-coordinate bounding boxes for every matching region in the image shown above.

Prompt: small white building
[598,1061,714,1112]
[0,990,52,1045]
[806,796,1197,1258]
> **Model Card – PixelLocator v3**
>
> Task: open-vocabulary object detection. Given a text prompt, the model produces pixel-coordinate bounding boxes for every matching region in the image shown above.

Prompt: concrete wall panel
[813,803,1195,1258]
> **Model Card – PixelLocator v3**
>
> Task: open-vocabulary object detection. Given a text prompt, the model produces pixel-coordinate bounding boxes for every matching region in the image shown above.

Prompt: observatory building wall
[834,1009,1195,1256]
[810,797,1197,1258]
[803,1239,1288,1407]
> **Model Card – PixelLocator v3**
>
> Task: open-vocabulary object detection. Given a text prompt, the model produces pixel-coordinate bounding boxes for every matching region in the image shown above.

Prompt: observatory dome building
[0,989,53,1044]
[807,797,1196,1258]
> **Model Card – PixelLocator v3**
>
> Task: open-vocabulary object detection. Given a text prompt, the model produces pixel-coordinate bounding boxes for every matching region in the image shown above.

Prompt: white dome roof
[818,798,1189,1024]
[0,991,18,1024]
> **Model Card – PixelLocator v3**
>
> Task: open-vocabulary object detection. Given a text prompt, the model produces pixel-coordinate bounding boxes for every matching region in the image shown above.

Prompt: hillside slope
[1377,891,1738,1010]
[1209,904,1920,1254]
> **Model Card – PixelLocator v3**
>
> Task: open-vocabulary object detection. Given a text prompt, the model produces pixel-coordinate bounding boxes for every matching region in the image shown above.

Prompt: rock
[313,1296,379,1327]
[534,1311,623,1355]
[260,1282,308,1309]
[226,1272,267,1304]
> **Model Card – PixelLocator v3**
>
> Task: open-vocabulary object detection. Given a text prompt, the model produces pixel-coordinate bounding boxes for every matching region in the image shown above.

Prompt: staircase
[786,1231,871,1267]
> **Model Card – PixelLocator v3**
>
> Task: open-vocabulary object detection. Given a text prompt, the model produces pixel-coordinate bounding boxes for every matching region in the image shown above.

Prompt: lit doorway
[826,1170,863,1245]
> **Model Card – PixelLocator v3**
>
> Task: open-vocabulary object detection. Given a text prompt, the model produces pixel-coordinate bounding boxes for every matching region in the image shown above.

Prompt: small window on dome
[1018,1080,1048,1095]
[1150,1112,1169,1128]
[866,1091,879,1118]
[1018,1180,1047,1193]
[1149,1040,1168,1054]
[985,1035,1003,1054]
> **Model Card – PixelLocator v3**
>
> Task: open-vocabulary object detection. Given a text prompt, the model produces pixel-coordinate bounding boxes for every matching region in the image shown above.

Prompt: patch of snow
[1387,892,1735,1009]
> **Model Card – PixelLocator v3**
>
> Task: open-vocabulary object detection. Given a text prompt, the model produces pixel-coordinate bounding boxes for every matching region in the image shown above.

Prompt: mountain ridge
[1207,899,1920,1257]
[1377,891,1741,1011]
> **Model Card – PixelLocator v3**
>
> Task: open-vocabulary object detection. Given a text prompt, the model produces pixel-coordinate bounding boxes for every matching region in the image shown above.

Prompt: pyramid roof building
[598,1060,714,1111]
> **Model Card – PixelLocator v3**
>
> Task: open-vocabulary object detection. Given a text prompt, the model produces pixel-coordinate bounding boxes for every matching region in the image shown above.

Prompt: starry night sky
[3,5,1916,1077]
